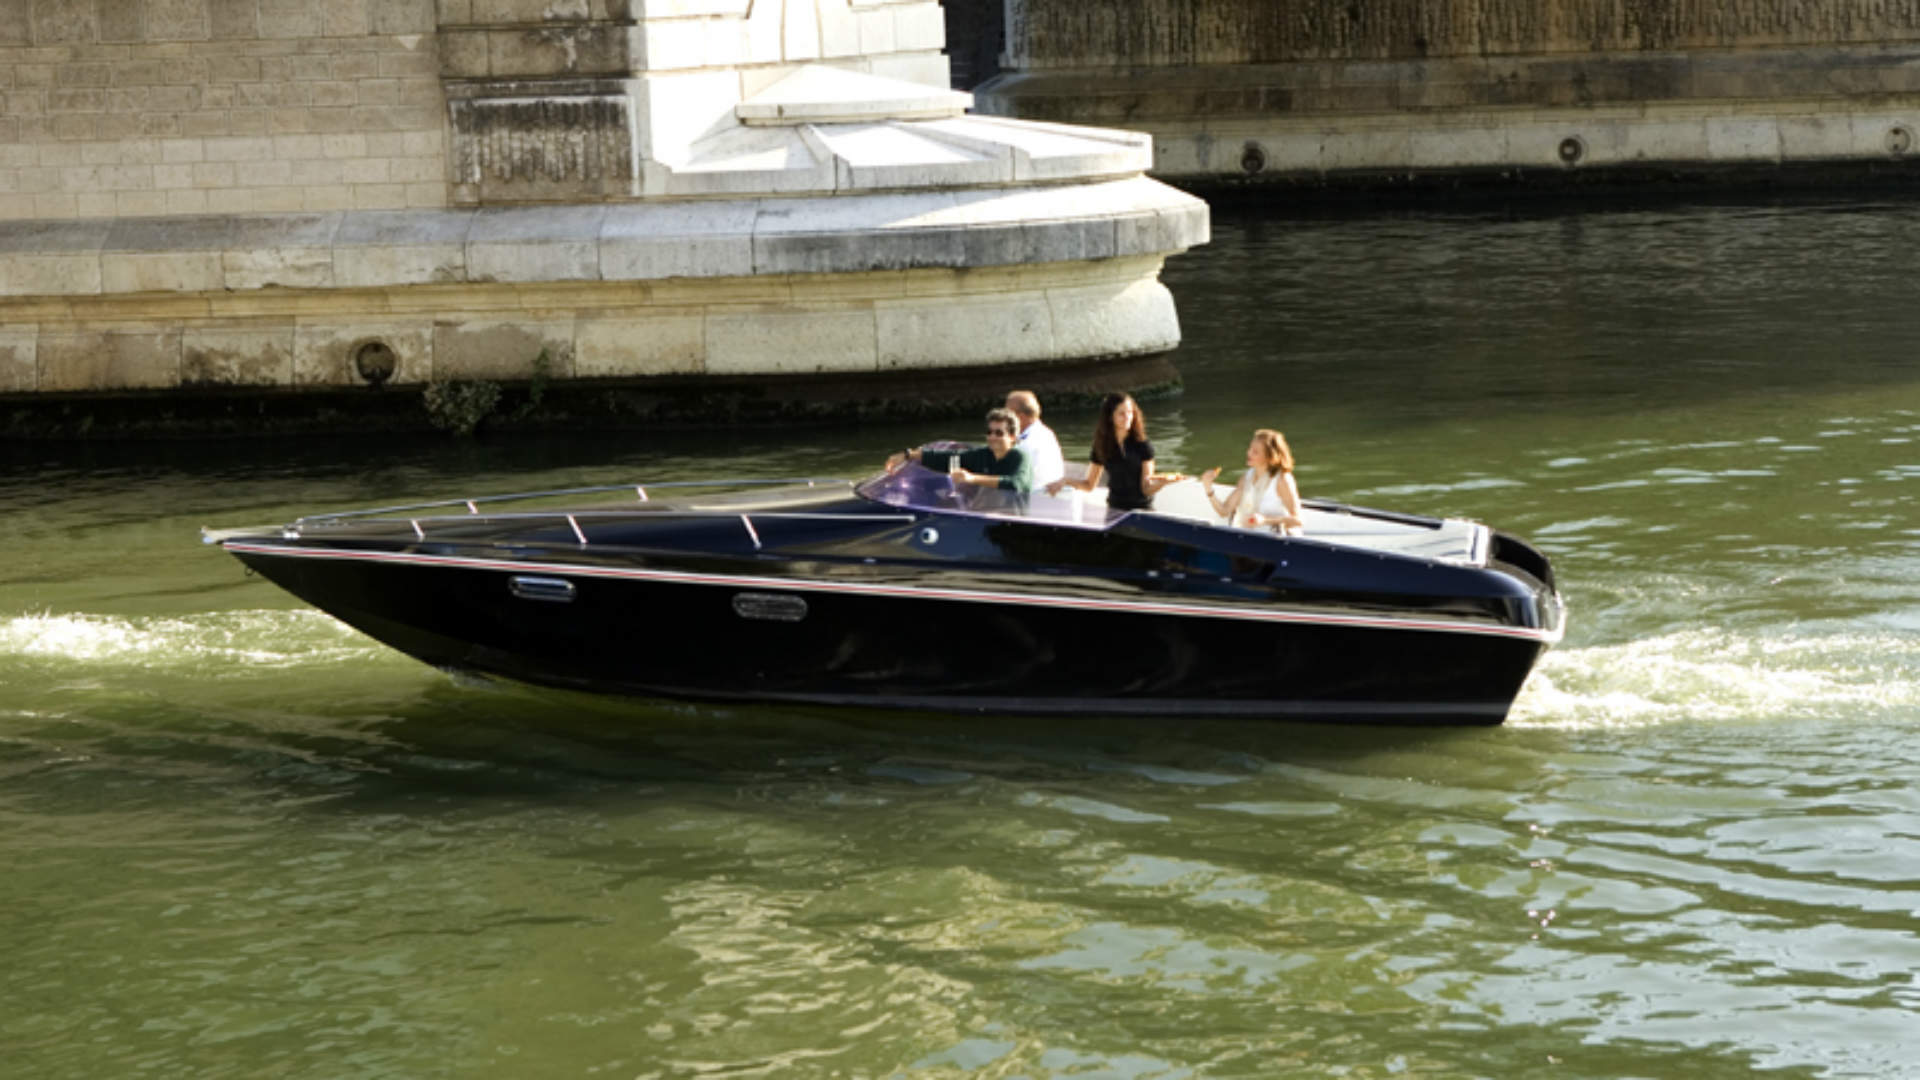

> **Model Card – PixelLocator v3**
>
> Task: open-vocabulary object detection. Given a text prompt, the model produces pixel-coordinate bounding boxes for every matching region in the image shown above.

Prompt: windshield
[855,463,1129,530]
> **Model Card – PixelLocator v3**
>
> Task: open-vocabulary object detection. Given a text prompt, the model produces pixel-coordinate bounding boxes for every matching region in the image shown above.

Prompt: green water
[5,197,1920,1078]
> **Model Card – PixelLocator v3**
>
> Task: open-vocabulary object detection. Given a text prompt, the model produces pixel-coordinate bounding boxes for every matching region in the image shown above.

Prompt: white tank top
[1235,470,1298,531]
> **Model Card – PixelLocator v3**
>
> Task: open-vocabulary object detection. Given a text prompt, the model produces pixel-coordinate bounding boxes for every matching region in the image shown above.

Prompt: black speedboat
[207,464,1564,723]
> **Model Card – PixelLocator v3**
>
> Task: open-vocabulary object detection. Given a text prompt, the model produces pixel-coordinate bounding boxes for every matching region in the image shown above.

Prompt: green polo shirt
[918,445,1033,493]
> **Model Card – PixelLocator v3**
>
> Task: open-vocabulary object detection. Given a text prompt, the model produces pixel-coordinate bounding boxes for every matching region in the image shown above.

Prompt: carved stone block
[446,92,638,202]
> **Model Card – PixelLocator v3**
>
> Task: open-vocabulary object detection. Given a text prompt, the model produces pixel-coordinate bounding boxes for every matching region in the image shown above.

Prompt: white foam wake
[1511,626,1920,729]
[0,609,381,671]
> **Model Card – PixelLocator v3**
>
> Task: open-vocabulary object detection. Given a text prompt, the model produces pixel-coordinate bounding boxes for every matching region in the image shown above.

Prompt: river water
[5,196,1920,1078]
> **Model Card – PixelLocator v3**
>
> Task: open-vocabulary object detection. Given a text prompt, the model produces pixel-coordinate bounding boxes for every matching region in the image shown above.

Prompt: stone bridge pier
[969,0,1920,189]
[0,0,1206,437]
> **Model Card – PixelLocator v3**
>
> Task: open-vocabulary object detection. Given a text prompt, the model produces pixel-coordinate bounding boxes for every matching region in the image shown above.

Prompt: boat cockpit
[856,462,1492,568]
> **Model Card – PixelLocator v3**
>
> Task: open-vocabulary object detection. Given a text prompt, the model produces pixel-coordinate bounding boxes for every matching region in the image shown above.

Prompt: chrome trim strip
[305,510,916,526]
[222,541,1565,644]
[293,478,851,525]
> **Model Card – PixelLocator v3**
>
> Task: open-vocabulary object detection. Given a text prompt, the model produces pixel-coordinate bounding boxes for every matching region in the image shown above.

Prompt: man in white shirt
[1005,389,1065,488]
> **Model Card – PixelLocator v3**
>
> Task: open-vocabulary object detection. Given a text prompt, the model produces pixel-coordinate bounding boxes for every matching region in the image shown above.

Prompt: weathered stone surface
[0,0,29,47]
[100,215,230,293]
[37,330,181,391]
[0,328,35,392]
[182,325,295,386]
[432,316,575,380]
[466,0,623,25]
[485,23,637,77]
[332,211,473,286]
[370,0,436,35]
[438,28,493,78]
[574,312,705,376]
[752,191,967,274]
[2,254,106,297]
[0,178,1207,299]
[599,201,755,279]
[0,0,1205,420]
[100,251,227,294]
[9,256,1186,406]
[860,53,952,90]
[223,213,342,290]
[1045,274,1177,360]
[704,308,878,375]
[1021,87,1920,181]
[997,0,1920,69]
[1706,117,1782,161]
[446,92,638,203]
[30,0,97,44]
[977,45,1920,127]
[1407,126,1512,169]
[0,220,110,297]
[735,66,969,125]
[149,0,214,42]
[1320,129,1413,174]
[0,174,1198,297]
[466,205,607,282]
[208,0,257,38]
[876,293,1055,369]
[293,320,434,386]
[1778,115,1860,158]
[980,5,1920,185]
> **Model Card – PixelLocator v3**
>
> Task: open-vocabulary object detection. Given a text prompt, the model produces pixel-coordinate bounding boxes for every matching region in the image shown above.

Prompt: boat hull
[229,540,1553,724]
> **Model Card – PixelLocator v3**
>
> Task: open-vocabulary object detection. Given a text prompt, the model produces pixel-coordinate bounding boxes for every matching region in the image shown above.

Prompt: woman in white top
[1201,428,1305,534]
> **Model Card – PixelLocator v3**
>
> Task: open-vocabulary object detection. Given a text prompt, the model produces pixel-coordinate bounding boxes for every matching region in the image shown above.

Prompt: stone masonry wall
[1004,0,1920,69]
[0,0,445,221]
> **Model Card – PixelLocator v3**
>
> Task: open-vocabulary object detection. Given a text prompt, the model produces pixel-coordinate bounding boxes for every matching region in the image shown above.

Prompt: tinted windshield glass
[856,464,1127,529]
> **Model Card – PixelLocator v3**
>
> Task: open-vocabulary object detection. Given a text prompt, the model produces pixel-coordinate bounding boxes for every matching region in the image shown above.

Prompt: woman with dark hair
[1043,392,1183,510]
[1201,428,1304,534]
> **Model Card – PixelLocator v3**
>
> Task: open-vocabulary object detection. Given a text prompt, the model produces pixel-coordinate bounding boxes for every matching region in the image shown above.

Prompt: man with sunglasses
[885,408,1035,494]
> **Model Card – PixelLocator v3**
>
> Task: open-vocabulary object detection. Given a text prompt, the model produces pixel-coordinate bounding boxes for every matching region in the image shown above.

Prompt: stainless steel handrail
[292,477,853,526]
[303,509,913,527]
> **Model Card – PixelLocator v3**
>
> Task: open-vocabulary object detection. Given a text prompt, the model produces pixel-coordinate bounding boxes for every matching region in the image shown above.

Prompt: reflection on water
[6,196,1920,1077]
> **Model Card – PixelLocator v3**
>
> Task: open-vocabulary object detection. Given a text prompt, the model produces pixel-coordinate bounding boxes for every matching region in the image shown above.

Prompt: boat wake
[0,609,381,672]
[1511,625,1920,729]
[12,612,1906,734]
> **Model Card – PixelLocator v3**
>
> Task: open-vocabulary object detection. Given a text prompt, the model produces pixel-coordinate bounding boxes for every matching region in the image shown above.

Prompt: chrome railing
[290,477,856,527]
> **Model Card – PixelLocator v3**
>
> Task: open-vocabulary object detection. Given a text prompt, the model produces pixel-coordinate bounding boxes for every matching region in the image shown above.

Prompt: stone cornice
[0,177,1207,300]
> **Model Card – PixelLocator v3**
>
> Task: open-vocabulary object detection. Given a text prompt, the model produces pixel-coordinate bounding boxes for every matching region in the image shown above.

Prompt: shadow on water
[5,663,1560,809]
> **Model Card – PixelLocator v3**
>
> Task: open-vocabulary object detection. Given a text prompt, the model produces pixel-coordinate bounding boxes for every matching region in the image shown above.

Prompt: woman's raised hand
[1200,466,1221,488]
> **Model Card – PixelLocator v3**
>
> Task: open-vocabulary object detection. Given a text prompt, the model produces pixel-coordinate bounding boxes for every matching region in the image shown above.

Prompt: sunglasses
[987,428,1013,437]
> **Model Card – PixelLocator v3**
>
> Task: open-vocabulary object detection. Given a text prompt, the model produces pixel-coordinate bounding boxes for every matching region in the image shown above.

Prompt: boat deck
[208,471,1489,569]
[1037,479,1489,566]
